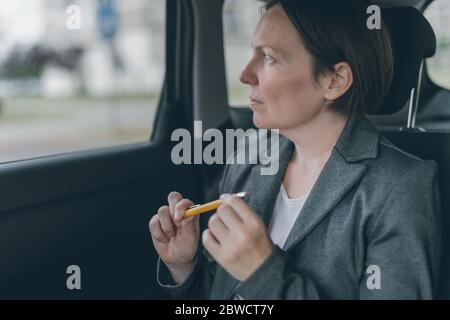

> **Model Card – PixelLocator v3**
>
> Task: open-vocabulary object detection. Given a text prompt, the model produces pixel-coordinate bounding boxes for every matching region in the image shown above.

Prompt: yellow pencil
[183,192,249,218]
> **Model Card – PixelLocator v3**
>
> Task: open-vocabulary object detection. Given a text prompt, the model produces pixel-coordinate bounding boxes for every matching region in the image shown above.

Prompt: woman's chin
[252,113,274,129]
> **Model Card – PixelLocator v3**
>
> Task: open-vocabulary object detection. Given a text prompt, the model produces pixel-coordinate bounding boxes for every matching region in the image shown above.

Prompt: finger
[180,215,199,237]
[208,213,229,243]
[168,191,183,218]
[216,204,244,230]
[220,194,255,222]
[175,198,195,221]
[181,214,199,228]
[202,229,221,257]
[157,205,176,237]
[149,214,169,244]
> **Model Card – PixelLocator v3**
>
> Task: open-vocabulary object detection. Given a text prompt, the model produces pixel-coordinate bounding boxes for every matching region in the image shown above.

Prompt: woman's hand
[149,191,200,284]
[202,194,275,282]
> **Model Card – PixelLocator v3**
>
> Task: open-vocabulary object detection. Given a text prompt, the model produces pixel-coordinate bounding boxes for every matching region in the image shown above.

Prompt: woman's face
[240,5,330,130]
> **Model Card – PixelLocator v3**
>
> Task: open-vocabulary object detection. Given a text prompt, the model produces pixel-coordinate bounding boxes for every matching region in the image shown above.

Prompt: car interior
[0,0,448,299]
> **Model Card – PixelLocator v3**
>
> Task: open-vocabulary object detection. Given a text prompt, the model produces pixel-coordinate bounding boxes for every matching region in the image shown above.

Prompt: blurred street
[0,0,164,162]
[0,96,157,162]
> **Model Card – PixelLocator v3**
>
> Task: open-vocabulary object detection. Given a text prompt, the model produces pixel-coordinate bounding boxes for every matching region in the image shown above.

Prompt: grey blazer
[157,117,442,299]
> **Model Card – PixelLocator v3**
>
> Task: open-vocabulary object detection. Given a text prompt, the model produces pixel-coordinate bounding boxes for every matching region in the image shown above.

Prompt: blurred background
[424,1,450,91]
[0,0,165,162]
[0,0,448,163]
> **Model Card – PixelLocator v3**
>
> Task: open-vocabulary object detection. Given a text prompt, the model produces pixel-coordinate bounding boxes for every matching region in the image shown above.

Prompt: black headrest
[375,7,437,115]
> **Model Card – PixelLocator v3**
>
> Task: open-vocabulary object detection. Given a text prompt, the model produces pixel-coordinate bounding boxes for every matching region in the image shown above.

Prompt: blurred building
[0,0,166,97]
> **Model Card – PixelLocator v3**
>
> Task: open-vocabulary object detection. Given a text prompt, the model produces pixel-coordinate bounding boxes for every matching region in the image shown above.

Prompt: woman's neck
[280,111,349,166]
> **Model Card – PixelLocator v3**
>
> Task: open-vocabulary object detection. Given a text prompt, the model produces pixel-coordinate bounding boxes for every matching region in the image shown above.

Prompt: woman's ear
[323,62,353,101]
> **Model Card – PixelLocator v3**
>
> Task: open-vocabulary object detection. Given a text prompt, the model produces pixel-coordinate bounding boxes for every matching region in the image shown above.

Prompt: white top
[233,184,309,300]
[268,184,309,250]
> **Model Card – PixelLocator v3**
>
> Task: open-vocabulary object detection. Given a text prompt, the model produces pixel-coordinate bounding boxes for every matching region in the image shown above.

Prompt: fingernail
[220,193,232,201]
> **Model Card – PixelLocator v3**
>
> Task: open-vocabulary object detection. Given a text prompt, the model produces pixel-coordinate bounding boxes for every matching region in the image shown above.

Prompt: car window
[223,0,262,107]
[425,0,450,90]
[0,0,165,163]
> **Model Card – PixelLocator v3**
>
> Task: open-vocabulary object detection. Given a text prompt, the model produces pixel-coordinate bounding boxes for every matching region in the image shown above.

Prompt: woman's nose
[239,62,257,86]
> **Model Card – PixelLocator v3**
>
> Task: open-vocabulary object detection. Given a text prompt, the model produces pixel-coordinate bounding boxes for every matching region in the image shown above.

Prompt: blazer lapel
[247,135,295,228]
[283,117,380,251]
[209,134,294,300]
[282,150,367,251]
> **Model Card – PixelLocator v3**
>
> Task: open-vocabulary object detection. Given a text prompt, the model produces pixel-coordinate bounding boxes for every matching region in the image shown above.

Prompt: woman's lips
[249,97,263,106]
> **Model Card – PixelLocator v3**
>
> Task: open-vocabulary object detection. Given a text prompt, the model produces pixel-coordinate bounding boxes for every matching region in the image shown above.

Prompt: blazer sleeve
[359,160,442,299]
[155,164,233,299]
[156,248,216,299]
[232,160,442,300]
[231,244,322,299]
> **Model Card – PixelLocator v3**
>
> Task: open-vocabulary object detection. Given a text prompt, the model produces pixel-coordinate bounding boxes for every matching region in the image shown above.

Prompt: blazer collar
[211,117,380,299]
[334,116,380,163]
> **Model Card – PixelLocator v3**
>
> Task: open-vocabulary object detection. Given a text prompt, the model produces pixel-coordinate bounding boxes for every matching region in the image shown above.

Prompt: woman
[149,0,442,299]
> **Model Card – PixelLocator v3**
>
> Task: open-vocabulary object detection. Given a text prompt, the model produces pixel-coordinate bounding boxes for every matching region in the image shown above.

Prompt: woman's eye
[263,54,274,65]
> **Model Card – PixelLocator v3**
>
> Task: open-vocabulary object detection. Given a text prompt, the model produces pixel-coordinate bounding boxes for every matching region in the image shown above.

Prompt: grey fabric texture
[156,117,442,300]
